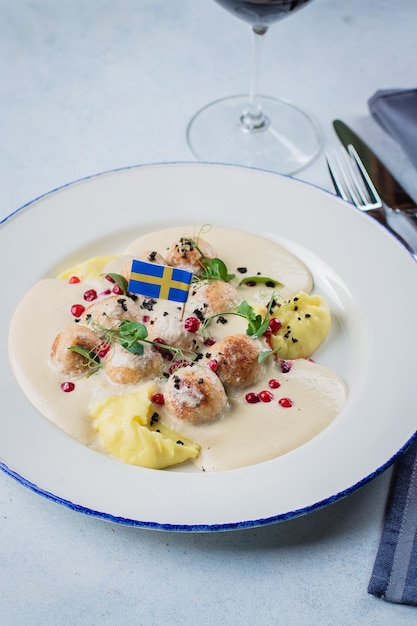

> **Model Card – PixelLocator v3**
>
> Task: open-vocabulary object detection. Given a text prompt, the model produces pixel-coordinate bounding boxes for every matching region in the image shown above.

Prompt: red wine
[214,0,313,29]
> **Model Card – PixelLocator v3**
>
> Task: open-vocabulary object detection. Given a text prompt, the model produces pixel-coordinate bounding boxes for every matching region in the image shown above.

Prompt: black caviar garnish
[117,298,128,312]
[141,298,157,311]
[193,309,205,322]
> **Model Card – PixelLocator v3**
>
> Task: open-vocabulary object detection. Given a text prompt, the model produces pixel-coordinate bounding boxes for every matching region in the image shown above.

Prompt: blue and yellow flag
[128,260,193,303]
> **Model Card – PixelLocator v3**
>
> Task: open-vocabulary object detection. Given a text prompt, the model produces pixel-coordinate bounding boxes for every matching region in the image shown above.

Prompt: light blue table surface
[1,1,417,624]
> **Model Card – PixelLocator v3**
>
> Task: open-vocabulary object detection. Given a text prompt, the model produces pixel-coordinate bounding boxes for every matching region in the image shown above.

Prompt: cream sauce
[8,226,348,471]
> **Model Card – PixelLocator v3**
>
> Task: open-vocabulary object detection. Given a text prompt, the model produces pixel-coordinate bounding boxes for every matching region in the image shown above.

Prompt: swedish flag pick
[128,259,193,303]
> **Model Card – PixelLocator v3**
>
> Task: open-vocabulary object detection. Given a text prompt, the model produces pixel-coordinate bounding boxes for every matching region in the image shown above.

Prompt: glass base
[186,94,322,175]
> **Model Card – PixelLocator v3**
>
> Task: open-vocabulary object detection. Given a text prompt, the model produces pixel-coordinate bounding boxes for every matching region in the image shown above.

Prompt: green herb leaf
[104,272,128,295]
[118,320,148,354]
[191,240,235,283]
[258,348,281,363]
[200,257,235,282]
[239,276,284,288]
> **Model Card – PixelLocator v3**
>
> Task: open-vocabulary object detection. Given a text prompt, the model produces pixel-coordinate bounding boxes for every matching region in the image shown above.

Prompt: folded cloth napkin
[368,88,417,170]
[368,437,417,605]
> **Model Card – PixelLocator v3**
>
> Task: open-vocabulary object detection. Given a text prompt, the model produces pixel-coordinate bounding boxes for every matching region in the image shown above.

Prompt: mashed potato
[57,255,119,281]
[91,383,200,469]
[267,291,331,359]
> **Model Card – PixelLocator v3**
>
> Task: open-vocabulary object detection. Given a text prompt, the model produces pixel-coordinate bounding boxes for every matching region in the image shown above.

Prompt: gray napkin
[368,438,417,605]
[368,88,417,169]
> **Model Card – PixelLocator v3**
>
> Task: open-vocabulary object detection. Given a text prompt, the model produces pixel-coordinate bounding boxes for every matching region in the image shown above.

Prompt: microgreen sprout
[191,241,235,283]
[67,346,102,375]
[202,294,277,342]
[93,320,197,361]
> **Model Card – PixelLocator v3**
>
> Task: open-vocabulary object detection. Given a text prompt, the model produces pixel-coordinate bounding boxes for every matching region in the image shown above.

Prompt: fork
[326,145,417,258]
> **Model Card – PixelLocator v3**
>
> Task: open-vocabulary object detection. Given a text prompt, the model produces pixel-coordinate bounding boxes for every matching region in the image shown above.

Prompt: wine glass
[186,0,321,175]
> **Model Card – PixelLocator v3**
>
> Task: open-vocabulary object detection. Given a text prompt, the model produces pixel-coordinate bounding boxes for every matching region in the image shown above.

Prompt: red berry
[263,327,272,339]
[207,359,218,372]
[83,289,97,302]
[168,359,190,374]
[153,338,173,361]
[245,392,260,404]
[112,284,124,295]
[142,315,150,323]
[96,342,111,358]
[259,390,274,403]
[268,378,281,389]
[204,337,216,346]
[70,304,85,317]
[60,381,75,392]
[268,318,282,333]
[279,397,293,408]
[68,276,80,284]
[183,316,200,333]
[279,359,293,373]
[151,393,165,406]
[105,274,115,283]
[98,289,111,297]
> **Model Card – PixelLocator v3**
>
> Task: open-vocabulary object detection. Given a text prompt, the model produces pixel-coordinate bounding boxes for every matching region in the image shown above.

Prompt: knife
[333,119,417,217]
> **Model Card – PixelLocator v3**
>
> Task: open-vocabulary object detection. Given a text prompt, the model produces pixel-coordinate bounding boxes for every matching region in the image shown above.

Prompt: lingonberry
[70,304,85,317]
[259,390,274,403]
[183,316,200,333]
[268,318,282,333]
[83,289,97,302]
[96,342,111,358]
[207,359,218,372]
[268,378,281,389]
[151,393,165,406]
[60,381,75,392]
[245,392,260,404]
[278,397,293,408]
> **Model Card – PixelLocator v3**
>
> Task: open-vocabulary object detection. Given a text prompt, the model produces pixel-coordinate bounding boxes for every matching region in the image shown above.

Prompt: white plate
[1,162,417,531]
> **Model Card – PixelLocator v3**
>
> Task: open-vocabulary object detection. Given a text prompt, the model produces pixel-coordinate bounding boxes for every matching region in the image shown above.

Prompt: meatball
[51,324,101,376]
[82,295,141,332]
[188,280,240,318]
[104,343,164,385]
[147,302,203,352]
[164,365,227,424]
[164,236,216,276]
[207,334,262,388]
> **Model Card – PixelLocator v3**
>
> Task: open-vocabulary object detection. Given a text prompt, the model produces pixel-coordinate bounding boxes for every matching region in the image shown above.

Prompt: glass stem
[240,26,270,132]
